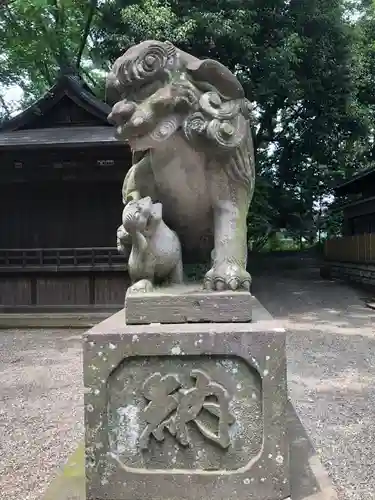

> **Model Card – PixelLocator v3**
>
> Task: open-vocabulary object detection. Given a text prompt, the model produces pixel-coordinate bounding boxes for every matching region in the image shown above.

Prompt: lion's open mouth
[117,114,183,150]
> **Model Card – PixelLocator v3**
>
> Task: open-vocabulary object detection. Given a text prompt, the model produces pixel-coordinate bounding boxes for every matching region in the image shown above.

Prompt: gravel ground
[254,269,375,500]
[0,268,374,500]
[0,330,84,500]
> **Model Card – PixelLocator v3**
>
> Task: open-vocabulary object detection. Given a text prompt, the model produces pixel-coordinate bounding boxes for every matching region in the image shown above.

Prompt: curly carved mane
[107,40,255,190]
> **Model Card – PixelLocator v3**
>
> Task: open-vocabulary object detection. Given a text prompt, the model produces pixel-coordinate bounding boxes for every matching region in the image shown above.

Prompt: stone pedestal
[43,402,338,500]
[84,298,290,500]
[125,285,253,324]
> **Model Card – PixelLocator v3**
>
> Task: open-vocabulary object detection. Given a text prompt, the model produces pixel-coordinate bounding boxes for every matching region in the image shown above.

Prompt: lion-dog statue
[107,40,255,291]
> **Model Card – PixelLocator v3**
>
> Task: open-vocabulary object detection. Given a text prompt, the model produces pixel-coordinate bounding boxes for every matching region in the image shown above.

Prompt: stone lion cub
[121,196,183,291]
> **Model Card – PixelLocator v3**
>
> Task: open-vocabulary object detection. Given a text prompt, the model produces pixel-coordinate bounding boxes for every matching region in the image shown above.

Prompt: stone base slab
[125,284,252,324]
[42,402,337,500]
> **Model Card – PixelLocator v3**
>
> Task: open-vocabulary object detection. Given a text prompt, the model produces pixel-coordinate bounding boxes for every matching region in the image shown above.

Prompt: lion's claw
[203,263,252,292]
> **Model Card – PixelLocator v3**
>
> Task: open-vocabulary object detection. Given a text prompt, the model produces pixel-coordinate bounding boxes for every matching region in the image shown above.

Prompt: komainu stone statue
[121,196,183,291]
[107,40,255,291]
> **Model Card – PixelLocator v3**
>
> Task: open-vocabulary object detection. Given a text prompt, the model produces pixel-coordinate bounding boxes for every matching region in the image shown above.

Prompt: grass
[43,443,85,500]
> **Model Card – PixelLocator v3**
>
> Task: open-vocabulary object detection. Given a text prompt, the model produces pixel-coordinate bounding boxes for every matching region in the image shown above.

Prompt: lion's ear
[105,70,122,106]
[186,59,244,100]
[151,202,162,222]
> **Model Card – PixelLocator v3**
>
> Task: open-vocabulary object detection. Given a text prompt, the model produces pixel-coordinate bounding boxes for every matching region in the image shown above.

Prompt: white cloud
[1,84,24,116]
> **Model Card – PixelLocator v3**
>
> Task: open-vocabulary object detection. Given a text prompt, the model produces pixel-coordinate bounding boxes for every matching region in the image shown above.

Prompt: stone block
[43,401,338,500]
[124,284,252,324]
[84,299,289,500]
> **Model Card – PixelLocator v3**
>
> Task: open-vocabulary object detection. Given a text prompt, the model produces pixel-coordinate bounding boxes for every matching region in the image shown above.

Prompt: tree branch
[40,60,54,85]
[51,0,60,27]
[49,0,70,71]
[76,0,98,70]
[254,97,286,151]
[0,93,11,119]
[81,66,98,87]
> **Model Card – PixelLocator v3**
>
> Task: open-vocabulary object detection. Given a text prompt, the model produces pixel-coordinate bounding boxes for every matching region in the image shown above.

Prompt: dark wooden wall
[343,197,375,236]
[0,180,122,249]
[20,95,105,129]
[0,145,131,309]
[0,271,130,309]
[0,78,138,309]
[0,174,129,309]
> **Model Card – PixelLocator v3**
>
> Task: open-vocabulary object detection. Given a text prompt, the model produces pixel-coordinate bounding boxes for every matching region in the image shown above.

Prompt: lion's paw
[203,263,251,292]
[129,279,154,293]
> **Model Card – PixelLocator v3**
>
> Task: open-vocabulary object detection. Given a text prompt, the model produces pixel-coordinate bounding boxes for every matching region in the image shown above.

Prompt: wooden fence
[324,234,375,263]
[0,247,129,308]
[0,247,125,272]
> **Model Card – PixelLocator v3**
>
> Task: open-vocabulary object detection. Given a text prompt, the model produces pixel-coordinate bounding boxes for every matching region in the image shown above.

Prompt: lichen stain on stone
[228,418,242,441]
[171,345,182,355]
[219,359,238,374]
[115,405,140,454]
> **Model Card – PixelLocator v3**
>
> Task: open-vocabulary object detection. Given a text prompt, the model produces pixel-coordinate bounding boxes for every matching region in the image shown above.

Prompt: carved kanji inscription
[107,356,263,472]
[139,369,235,450]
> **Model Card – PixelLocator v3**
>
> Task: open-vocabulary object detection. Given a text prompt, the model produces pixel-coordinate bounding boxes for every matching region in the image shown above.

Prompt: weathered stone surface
[125,284,252,324]
[43,401,338,500]
[109,40,255,292]
[84,298,289,500]
[323,261,375,287]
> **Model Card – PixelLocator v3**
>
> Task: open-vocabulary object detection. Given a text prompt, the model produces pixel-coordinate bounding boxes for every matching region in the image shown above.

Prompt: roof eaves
[0,73,111,131]
[334,166,375,192]
[0,81,63,132]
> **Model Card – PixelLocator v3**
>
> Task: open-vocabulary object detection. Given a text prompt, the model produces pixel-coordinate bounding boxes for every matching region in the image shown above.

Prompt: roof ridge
[0,73,109,132]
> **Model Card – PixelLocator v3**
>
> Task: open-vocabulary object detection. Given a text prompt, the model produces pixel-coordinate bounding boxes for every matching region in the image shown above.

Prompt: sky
[2,84,24,116]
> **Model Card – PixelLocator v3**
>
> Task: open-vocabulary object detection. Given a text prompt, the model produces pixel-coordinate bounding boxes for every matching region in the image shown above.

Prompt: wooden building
[323,167,375,287]
[0,74,131,310]
[336,166,375,236]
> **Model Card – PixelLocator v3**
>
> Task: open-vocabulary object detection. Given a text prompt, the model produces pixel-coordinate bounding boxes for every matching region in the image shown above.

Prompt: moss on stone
[43,443,85,500]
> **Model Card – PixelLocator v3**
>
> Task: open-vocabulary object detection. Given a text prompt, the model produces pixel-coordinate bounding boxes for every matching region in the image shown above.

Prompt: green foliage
[0,0,99,104]
[93,0,370,246]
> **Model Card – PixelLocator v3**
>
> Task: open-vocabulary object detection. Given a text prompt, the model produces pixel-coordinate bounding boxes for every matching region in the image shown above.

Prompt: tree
[93,0,367,246]
[351,0,375,166]
[0,0,100,110]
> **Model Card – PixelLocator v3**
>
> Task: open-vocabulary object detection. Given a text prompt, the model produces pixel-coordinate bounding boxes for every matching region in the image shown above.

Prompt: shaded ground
[0,267,374,499]
[253,268,375,500]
